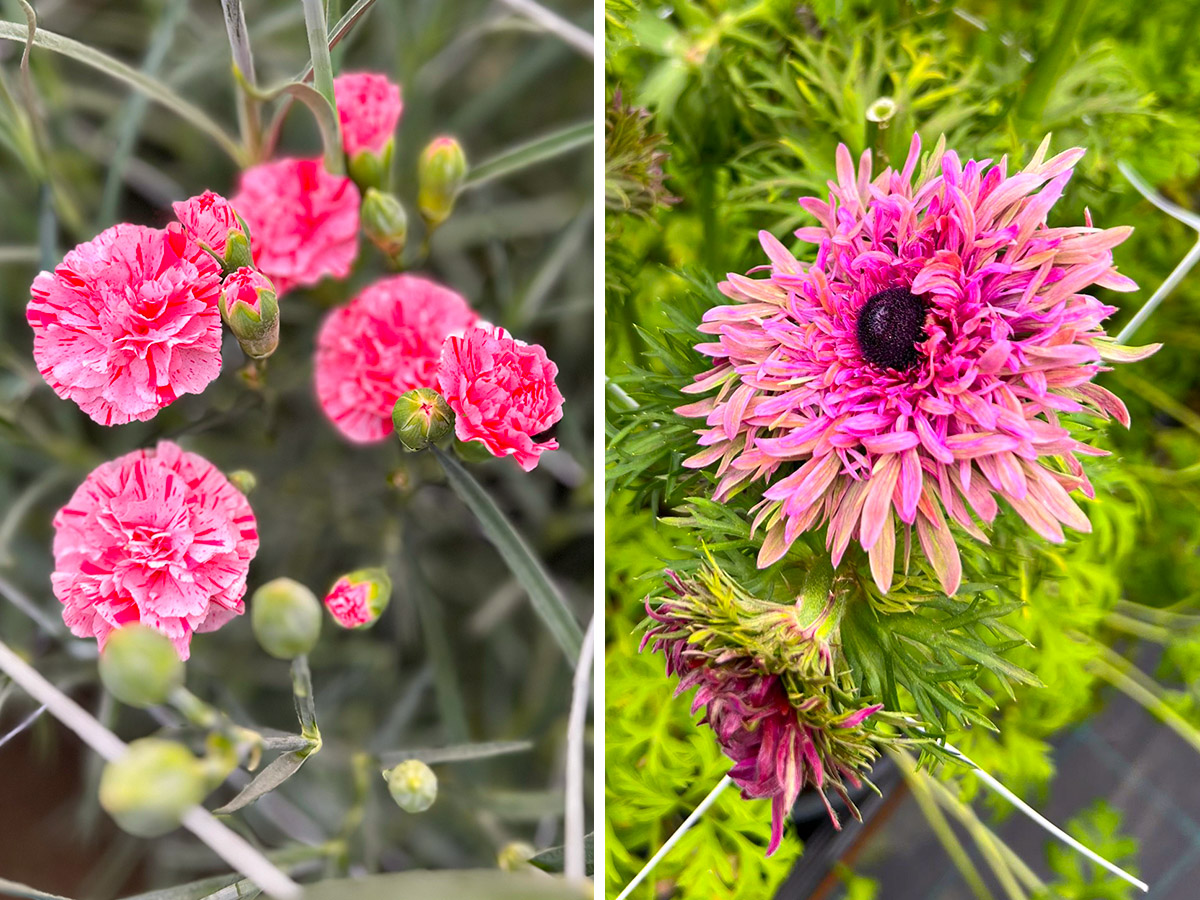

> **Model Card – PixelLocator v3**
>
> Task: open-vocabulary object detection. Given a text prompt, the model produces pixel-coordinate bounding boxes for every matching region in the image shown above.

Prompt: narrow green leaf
[0,877,75,900]
[301,871,582,900]
[297,0,381,81]
[118,844,329,900]
[213,748,311,814]
[0,20,241,162]
[300,0,341,169]
[237,73,342,174]
[291,655,319,738]
[462,120,592,190]
[379,739,532,766]
[433,447,583,664]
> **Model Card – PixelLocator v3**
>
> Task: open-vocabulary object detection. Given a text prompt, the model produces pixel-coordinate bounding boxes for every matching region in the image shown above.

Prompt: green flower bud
[227,469,257,495]
[361,188,408,266]
[324,566,393,629]
[220,267,279,360]
[98,624,184,708]
[417,136,466,230]
[223,223,255,271]
[498,841,535,871]
[251,577,322,659]
[385,759,437,813]
[348,138,395,194]
[99,738,207,837]
[392,388,454,452]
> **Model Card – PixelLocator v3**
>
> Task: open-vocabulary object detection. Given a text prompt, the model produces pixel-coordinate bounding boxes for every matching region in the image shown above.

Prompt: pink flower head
[323,567,392,629]
[231,158,360,296]
[51,441,259,659]
[438,326,564,471]
[27,223,224,426]
[644,574,881,855]
[680,135,1153,595]
[315,274,477,442]
[172,190,246,261]
[334,72,403,156]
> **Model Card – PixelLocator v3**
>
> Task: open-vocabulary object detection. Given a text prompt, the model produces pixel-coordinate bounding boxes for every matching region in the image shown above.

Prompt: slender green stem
[1117,238,1200,343]
[221,0,263,161]
[1102,611,1171,643]
[1015,0,1094,123]
[300,0,342,171]
[291,654,320,741]
[1086,641,1200,757]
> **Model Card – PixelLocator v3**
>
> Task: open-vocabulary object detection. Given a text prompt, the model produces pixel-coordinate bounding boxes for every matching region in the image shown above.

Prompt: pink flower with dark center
[643,573,881,855]
[680,135,1156,595]
[51,441,259,659]
[231,158,360,296]
[172,190,246,260]
[438,326,564,471]
[333,72,403,156]
[315,274,477,442]
[27,223,224,426]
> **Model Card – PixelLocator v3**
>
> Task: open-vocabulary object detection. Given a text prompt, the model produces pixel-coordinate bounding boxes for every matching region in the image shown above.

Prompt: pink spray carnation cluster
[51,441,259,659]
[438,326,565,472]
[232,157,361,296]
[334,72,403,156]
[680,135,1155,595]
[315,274,478,443]
[27,223,225,426]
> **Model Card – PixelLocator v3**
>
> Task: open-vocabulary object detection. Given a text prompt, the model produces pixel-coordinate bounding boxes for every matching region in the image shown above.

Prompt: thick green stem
[301,0,343,171]
[221,0,263,161]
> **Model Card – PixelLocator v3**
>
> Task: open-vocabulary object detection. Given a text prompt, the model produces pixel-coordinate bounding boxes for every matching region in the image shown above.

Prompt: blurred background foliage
[0,0,592,896]
[605,0,1200,897]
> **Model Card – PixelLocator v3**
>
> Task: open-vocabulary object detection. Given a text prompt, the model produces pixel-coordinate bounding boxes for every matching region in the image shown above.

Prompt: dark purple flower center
[856,287,926,371]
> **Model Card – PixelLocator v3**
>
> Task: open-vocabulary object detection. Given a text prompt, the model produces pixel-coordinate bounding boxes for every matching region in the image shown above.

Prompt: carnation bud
[251,577,322,659]
[220,267,279,360]
[348,137,395,194]
[385,759,437,813]
[417,136,466,229]
[324,567,393,629]
[361,188,408,266]
[99,624,185,708]
[227,469,257,495]
[392,388,454,451]
[99,738,207,837]
[498,841,536,871]
[222,218,255,271]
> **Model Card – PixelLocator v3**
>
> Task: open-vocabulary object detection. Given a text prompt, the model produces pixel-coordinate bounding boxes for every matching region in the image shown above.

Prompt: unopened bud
[227,469,257,495]
[361,189,408,265]
[417,136,466,229]
[324,567,392,629]
[392,388,453,451]
[220,267,279,359]
[348,138,395,194]
[99,624,184,708]
[99,738,207,837]
[385,759,437,812]
[251,577,322,659]
[498,841,536,871]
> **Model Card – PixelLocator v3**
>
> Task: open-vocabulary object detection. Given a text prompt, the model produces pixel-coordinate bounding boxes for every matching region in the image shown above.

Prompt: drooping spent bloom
[27,223,224,426]
[172,190,252,271]
[324,567,392,629]
[334,72,403,157]
[438,326,564,471]
[679,135,1157,595]
[315,274,477,442]
[231,158,360,296]
[51,441,259,659]
[643,566,882,855]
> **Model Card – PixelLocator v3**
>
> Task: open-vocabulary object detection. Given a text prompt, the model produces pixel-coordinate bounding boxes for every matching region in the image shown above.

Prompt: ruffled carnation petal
[333,72,403,156]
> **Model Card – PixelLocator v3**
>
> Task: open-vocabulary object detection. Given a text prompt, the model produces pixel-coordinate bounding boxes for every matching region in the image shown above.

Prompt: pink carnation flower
[333,72,403,156]
[315,274,477,442]
[438,326,564,471]
[172,190,245,259]
[231,158,360,296]
[51,441,259,659]
[680,135,1154,595]
[27,223,223,426]
[325,579,374,627]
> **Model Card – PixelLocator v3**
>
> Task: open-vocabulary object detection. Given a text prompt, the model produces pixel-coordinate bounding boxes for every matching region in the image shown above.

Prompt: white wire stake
[615,775,732,900]
[1116,160,1200,344]
[941,737,1148,893]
